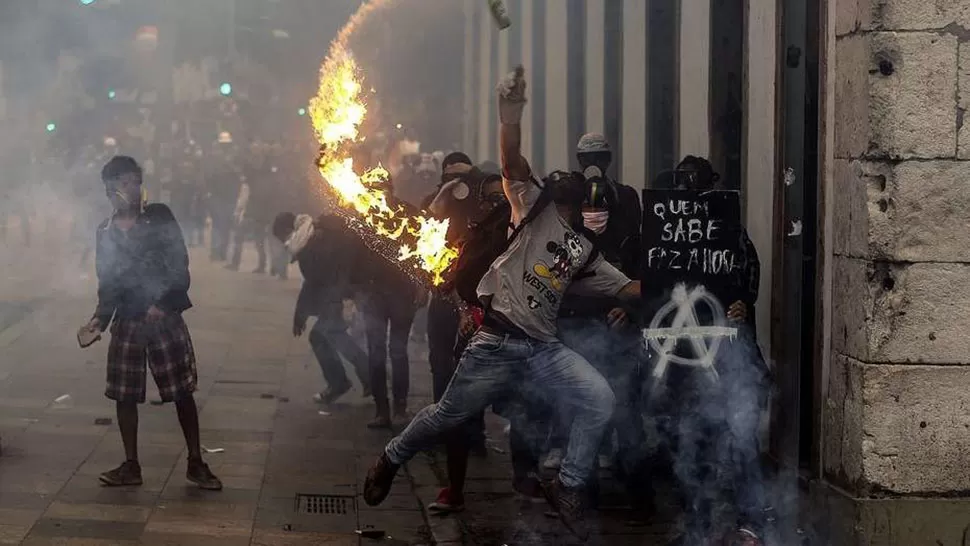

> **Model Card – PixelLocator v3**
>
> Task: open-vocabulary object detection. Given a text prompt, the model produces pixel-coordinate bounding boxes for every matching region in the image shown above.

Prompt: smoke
[646,315,791,543]
[334,0,467,151]
[0,141,110,318]
[490,290,796,543]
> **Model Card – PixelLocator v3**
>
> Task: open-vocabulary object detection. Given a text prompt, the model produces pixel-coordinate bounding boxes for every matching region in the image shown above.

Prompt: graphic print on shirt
[530,231,585,293]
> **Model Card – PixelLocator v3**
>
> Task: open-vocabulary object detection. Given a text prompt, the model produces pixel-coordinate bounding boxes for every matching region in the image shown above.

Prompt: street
[0,244,674,546]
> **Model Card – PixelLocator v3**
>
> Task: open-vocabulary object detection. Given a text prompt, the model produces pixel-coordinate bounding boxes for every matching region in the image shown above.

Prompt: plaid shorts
[106,314,198,403]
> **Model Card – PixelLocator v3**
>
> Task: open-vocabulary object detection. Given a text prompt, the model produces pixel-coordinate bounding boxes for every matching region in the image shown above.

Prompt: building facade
[816,1,970,544]
[464,1,970,544]
[462,0,779,351]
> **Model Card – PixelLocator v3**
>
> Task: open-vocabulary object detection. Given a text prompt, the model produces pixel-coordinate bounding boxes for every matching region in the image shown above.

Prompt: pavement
[0,236,680,546]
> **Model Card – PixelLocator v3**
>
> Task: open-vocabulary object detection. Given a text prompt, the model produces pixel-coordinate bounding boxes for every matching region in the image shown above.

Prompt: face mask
[582,210,610,234]
[106,177,144,212]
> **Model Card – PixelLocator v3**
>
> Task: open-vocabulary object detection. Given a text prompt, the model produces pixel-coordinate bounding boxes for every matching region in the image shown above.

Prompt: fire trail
[309,1,457,287]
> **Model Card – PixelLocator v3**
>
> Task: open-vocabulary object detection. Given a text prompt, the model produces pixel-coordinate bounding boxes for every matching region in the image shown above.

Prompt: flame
[309,4,458,286]
[310,24,457,286]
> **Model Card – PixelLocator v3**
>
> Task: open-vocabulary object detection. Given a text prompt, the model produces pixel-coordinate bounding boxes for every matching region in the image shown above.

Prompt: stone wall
[822,0,970,543]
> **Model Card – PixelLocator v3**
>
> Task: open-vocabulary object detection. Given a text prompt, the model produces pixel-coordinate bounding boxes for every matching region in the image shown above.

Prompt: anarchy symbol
[642,283,738,382]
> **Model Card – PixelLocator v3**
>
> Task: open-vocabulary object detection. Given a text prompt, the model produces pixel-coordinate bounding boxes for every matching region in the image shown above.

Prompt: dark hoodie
[94,203,192,329]
[292,214,361,322]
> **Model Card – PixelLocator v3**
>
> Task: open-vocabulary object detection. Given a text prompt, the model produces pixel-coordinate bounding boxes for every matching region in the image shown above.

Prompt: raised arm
[498,66,530,182]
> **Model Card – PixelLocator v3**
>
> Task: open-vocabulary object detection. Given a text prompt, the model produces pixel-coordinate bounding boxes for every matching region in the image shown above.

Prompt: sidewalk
[0,246,437,545]
[411,428,681,546]
[0,244,678,545]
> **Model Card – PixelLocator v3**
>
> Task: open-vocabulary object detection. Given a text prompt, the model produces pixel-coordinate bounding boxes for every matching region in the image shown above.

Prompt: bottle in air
[487,0,512,30]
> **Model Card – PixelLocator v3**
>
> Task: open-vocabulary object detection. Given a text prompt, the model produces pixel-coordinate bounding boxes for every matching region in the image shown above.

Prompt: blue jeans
[308,301,369,392]
[385,330,616,488]
[557,316,649,489]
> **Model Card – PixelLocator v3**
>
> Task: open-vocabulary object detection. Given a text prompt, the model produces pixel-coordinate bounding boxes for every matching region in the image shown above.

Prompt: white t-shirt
[476,177,632,342]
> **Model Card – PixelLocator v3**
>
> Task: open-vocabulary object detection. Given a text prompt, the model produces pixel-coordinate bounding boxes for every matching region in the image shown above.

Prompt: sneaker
[99,460,143,487]
[312,383,351,405]
[363,453,400,506]
[543,477,589,541]
[427,487,465,514]
[186,459,223,490]
[512,474,545,503]
[542,449,563,470]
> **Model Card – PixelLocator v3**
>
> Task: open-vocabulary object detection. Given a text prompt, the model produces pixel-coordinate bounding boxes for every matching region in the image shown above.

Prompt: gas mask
[577,151,612,174]
[445,169,499,220]
[581,167,613,234]
[105,173,144,212]
[545,171,587,229]
[547,170,586,207]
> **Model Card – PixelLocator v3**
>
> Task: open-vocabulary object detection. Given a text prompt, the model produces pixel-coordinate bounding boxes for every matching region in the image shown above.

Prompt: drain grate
[295,494,355,516]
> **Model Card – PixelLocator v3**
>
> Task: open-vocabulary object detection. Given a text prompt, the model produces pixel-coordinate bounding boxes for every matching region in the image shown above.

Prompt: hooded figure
[272,211,371,405]
[575,132,643,277]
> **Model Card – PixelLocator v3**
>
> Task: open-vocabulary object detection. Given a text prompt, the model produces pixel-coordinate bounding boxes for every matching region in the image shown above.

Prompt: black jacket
[597,182,643,278]
[354,243,416,301]
[94,204,192,329]
[735,228,761,332]
[293,214,361,323]
[293,214,417,323]
[355,192,422,300]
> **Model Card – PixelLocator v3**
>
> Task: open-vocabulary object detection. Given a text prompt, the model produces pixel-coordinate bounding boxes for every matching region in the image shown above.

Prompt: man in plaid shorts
[79,156,222,490]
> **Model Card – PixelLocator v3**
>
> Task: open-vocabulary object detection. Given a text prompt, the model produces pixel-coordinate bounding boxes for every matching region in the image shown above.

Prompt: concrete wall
[745,0,778,361]
[819,0,970,542]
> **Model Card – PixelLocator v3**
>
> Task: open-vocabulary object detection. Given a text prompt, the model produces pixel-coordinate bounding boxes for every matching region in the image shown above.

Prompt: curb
[410,451,469,546]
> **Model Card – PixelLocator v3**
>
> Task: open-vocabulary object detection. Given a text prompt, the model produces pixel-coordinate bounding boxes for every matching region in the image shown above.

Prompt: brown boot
[363,452,400,506]
[543,477,589,541]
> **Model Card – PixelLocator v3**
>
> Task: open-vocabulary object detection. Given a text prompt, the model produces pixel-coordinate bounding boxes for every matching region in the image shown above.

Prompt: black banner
[640,189,744,301]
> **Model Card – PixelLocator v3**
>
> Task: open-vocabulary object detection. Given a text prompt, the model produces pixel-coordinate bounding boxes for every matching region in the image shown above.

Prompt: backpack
[444,178,600,306]
[445,180,555,306]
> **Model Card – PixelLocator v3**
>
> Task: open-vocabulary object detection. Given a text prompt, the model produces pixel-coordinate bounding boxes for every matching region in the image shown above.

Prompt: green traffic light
[219,83,232,96]
[79,0,96,5]
[298,107,307,116]
[108,90,116,99]
[46,123,56,132]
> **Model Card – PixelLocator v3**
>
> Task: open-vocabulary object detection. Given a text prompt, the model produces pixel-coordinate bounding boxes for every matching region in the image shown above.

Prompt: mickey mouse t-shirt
[477,176,632,342]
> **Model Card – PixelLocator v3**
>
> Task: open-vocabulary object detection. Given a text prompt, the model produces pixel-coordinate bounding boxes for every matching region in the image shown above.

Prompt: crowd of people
[272,67,770,545]
[29,62,772,545]
[161,135,313,280]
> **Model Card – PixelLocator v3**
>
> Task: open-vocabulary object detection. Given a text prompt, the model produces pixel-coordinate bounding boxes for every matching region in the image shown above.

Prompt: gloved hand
[496,65,527,124]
